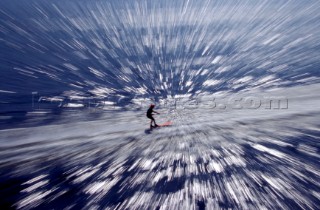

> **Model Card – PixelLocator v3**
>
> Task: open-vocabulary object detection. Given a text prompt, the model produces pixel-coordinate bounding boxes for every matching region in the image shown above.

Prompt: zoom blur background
[0,0,320,209]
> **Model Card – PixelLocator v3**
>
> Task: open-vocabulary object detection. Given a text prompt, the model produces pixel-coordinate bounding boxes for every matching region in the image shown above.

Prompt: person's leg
[153,117,158,127]
[151,116,156,126]
[148,116,155,127]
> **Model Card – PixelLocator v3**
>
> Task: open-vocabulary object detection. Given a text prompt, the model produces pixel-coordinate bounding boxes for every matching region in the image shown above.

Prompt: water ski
[151,121,172,128]
[145,121,172,134]
[158,121,172,127]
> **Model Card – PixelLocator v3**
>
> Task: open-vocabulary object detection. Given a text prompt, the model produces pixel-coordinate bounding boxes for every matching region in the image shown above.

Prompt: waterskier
[146,104,159,128]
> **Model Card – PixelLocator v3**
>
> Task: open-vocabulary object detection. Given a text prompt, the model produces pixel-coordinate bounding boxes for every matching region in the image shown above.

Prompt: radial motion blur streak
[0,0,320,209]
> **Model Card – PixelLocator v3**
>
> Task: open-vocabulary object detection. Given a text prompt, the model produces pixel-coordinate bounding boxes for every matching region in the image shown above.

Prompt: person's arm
[153,110,160,114]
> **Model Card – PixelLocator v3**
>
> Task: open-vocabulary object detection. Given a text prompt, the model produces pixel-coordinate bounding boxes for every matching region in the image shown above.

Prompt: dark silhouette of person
[146,104,159,127]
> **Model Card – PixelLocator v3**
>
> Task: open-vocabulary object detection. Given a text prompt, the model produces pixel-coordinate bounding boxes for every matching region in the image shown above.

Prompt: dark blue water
[0,0,320,209]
